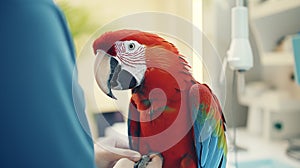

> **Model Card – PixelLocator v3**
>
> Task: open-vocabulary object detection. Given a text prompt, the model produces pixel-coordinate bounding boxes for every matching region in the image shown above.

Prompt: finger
[95,145,141,162]
[116,148,141,161]
[113,158,135,168]
[149,153,163,161]
[147,154,163,168]
[108,146,141,161]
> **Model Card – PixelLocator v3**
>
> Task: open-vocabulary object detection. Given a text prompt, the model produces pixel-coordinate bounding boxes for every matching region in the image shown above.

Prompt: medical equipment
[225,0,254,168]
[227,0,253,71]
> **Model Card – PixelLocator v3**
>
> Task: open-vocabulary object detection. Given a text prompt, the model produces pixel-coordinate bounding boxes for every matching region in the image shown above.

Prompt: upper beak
[94,49,139,99]
[94,50,117,99]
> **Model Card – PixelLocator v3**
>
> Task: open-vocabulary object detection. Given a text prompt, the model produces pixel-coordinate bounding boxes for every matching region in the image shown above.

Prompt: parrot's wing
[189,84,227,168]
[128,98,141,151]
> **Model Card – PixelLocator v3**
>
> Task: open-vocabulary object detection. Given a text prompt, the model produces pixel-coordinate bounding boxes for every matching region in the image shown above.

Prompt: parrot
[93,29,227,168]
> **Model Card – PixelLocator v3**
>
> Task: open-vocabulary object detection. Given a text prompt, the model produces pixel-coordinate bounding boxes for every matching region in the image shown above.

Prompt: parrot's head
[93,29,180,99]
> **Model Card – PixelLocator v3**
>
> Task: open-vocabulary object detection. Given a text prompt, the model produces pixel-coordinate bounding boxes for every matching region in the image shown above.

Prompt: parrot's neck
[133,67,195,101]
[135,46,196,99]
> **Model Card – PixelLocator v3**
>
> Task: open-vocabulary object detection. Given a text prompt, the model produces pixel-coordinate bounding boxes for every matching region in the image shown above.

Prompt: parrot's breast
[131,86,197,168]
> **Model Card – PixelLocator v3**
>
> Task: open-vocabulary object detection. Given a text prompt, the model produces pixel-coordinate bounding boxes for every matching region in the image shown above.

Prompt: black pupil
[129,43,135,50]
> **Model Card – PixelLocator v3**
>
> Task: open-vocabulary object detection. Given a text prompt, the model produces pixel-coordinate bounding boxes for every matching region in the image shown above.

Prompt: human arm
[94,135,163,168]
[0,1,96,167]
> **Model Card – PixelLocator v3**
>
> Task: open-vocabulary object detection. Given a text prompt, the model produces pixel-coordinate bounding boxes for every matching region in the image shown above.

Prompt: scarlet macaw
[93,30,227,168]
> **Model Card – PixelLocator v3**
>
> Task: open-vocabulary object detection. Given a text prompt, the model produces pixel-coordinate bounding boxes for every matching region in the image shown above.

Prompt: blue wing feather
[189,84,227,168]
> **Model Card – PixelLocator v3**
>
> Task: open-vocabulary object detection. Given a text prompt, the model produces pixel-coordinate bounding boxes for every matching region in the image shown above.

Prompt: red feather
[93,29,179,55]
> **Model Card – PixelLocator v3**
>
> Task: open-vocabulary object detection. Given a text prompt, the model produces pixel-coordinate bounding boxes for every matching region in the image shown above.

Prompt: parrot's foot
[134,153,163,168]
[134,155,150,168]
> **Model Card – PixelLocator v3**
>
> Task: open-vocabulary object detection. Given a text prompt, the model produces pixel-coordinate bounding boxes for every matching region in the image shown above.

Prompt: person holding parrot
[0,1,161,167]
[93,29,227,168]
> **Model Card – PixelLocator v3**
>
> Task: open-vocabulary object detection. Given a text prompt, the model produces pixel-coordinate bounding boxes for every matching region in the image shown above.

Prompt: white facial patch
[114,40,147,86]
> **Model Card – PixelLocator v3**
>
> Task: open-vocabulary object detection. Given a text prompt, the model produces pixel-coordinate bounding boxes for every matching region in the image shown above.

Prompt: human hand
[94,135,141,168]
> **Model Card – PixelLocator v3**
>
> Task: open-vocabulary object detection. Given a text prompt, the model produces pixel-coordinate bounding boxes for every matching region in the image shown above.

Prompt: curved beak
[94,50,138,99]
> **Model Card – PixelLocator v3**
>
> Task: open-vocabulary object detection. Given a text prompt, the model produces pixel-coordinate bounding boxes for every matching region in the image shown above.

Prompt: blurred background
[56,0,300,167]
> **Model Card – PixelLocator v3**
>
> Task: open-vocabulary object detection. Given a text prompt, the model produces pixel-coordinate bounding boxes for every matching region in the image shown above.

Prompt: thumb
[146,153,163,168]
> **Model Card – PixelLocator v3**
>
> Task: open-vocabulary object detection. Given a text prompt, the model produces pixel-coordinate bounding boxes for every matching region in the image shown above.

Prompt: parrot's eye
[128,43,135,50]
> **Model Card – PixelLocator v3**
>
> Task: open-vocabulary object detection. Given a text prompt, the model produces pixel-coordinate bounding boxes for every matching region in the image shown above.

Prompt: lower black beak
[112,69,137,89]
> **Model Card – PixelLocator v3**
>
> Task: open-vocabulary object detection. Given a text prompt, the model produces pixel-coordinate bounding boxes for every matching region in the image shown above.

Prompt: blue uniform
[0,0,96,167]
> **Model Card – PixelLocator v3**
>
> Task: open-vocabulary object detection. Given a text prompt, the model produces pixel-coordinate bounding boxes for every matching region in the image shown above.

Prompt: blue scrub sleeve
[0,0,96,167]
